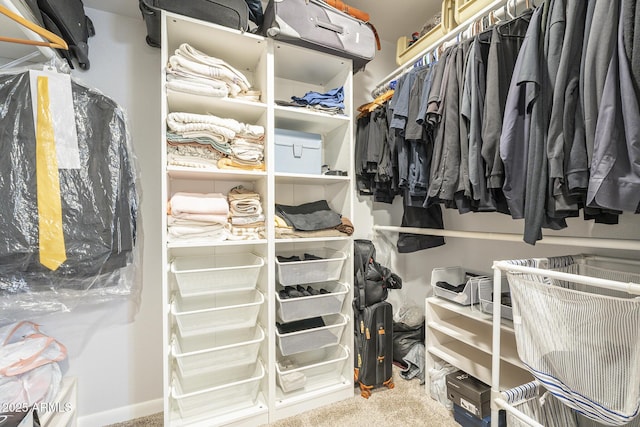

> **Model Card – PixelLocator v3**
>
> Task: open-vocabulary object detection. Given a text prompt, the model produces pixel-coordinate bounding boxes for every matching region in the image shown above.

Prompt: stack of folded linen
[167,192,230,242]
[227,186,265,240]
[274,200,354,239]
[166,43,261,101]
[166,112,265,170]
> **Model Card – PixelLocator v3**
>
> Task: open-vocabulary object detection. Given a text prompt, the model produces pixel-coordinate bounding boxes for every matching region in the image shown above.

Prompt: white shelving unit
[160,12,354,426]
[425,297,533,391]
[37,376,77,427]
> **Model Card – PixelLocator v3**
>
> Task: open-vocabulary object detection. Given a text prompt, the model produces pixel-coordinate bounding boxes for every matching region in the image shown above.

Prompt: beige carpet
[106,367,459,427]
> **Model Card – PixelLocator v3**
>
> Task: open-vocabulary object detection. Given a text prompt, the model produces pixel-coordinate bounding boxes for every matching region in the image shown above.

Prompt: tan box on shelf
[455,0,497,24]
[395,0,457,66]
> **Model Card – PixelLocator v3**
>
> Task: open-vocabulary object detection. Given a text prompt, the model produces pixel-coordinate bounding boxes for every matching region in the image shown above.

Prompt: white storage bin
[171,325,265,380]
[171,253,264,297]
[276,249,347,286]
[276,313,348,356]
[172,289,264,336]
[276,281,348,322]
[171,361,264,419]
[431,266,488,306]
[276,345,350,393]
[478,277,513,320]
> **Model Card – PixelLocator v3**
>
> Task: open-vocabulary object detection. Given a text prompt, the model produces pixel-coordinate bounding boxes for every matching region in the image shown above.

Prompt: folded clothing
[170,192,229,218]
[277,253,325,263]
[278,285,331,299]
[275,200,342,231]
[276,317,325,334]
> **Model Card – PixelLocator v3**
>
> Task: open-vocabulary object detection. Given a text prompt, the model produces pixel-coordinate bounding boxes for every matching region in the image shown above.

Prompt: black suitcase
[139,0,250,48]
[25,0,95,70]
[354,301,394,398]
[262,0,376,72]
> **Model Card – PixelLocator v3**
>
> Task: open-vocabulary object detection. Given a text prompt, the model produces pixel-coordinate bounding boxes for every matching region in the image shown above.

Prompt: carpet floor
[105,366,459,427]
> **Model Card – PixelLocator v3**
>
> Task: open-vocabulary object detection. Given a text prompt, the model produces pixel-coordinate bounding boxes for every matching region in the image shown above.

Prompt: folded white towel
[170,192,229,217]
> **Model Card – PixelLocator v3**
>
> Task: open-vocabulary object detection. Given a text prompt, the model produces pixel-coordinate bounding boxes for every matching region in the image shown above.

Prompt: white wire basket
[276,313,348,356]
[171,253,264,297]
[171,325,264,380]
[478,276,513,320]
[171,289,264,337]
[502,255,640,426]
[276,344,350,393]
[171,360,264,419]
[275,249,346,286]
[276,281,348,322]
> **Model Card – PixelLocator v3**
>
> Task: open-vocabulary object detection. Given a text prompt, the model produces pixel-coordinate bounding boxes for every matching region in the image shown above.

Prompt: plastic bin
[276,281,348,322]
[276,345,350,393]
[171,253,264,297]
[477,277,513,320]
[275,249,347,286]
[431,266,488,306]
[171,325,265,380]
[276,313,348,356]
[171,289,264,336]
[171,361,264,419]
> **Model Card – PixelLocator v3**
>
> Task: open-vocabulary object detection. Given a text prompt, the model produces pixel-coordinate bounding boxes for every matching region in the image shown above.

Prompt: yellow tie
[36,75,66,270]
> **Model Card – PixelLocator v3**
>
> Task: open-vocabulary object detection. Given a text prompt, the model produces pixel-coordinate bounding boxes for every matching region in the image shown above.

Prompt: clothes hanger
[0,4,68,50]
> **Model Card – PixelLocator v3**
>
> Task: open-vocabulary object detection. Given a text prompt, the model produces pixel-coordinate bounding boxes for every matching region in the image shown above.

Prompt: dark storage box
[446,370,491,419]
[453,403,506,427]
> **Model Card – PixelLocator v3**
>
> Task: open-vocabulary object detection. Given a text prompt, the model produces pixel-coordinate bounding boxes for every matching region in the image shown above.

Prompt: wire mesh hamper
[275,249,346,286]
[497,255,640,426]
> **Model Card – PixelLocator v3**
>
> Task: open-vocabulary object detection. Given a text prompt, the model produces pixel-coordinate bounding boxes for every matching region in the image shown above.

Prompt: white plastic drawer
[276,345,349,393]
[431,266,488,306]
[171,289,264,336]
[276,313,348,356]
[276,249,347,286]
[171,325,264,380]
[171,253,264,297]
[171,361,264,419]
[276,281,348,322]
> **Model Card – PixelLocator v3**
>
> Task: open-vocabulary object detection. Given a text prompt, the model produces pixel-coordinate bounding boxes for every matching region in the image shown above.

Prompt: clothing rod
[372,0,505,96]
[373,225,640,251]
[0,0,55,60]
[492,260,640,294]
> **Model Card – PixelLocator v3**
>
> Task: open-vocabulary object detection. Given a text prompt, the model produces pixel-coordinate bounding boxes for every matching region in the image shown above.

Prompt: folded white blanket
[176,43,251,89]
[230,199,263,216]
[166,74,228,98]
[167,112,243,143]
[170,192,229,217]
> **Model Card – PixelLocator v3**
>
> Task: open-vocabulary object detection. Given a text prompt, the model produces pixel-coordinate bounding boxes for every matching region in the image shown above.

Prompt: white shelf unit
[425,297,533,392]
[38,376,77,427]
[161,12,354,426]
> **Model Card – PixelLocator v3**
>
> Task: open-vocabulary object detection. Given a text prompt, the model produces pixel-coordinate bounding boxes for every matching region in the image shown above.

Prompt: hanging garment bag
[139,0,250,47]
[262,0,376,71]
[354,300,394,398]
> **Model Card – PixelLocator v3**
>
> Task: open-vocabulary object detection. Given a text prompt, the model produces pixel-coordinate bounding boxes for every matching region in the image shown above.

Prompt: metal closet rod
[373,225,640,251]
[371,0,532,98]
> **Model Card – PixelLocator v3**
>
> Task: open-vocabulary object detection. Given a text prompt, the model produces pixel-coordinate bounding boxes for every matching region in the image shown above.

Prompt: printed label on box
[460,397,478,416]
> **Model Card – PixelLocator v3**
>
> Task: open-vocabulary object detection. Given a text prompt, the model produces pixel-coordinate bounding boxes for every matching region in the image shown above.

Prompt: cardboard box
[446,370,491,419]
[274,128,322,175]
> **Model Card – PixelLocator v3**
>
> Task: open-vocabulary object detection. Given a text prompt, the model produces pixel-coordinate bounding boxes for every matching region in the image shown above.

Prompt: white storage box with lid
[478,276,513,320]
[171,289,264,336]
[431,266,489,306]
[276,248,347,286]
[171,253,264,297]
[274,128,322,174]
[276,344,350,393]
[171,325,265,380]
[171,361,264,419]
[276,313,348,356]
[276,281,348,322]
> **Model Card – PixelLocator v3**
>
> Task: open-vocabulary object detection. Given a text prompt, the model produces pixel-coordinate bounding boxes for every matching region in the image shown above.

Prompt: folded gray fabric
[400,343,425,384]
[275,200,342,231]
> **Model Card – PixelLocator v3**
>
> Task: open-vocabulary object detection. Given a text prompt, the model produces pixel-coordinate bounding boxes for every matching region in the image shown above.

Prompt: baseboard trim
[77,398,163,426]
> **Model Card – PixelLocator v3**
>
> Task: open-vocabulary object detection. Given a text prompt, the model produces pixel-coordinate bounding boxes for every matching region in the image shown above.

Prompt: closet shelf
[428,297,514,333]
[275,237,351,244]
[374,225,640,251]
[167,91,267,122]
[167,239,267,249]
[274,106,350,134]
[274,173,350,185]
[167,166,267,181]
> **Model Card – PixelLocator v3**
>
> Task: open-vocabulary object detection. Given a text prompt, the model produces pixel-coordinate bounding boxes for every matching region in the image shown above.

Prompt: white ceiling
[81,0,441,45]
